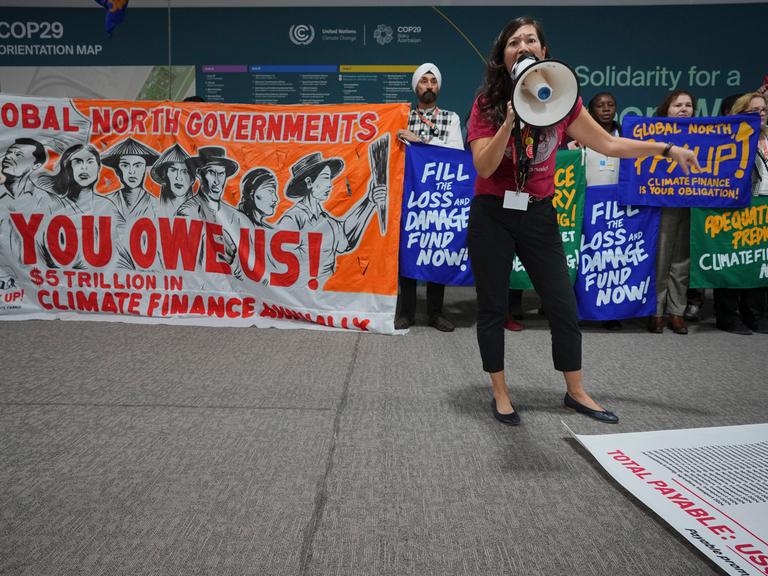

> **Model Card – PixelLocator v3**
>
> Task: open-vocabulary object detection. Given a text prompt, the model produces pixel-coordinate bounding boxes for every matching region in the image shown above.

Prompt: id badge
[503,189,529,211]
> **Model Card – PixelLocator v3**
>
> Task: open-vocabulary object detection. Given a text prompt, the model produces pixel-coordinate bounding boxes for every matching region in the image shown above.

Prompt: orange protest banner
[0,95,409,332]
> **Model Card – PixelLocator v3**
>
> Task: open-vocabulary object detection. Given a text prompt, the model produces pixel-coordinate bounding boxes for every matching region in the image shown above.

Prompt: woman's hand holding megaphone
[501,100,516,132]
[471,100,520,178]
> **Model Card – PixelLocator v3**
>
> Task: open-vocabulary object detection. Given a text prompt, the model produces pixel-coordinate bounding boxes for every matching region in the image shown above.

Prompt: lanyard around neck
[415,107,441,136]
[512,120,540,192]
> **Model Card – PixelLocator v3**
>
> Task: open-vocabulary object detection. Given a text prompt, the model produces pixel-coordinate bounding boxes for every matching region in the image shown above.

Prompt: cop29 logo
[289,24,315,45]
[373,24,393,45]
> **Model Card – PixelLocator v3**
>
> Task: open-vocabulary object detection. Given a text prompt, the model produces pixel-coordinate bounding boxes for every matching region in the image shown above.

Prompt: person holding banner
[575,92,625,331]
[568,92,621,148]
[713,92,768,335]
[396,63,464,150]
[395,63,464,332]
[648,90,697,335]
[740,93,768,199]
[466,16,700,425]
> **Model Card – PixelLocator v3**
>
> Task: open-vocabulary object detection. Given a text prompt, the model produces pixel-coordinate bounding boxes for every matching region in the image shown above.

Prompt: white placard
[565,422,768,576]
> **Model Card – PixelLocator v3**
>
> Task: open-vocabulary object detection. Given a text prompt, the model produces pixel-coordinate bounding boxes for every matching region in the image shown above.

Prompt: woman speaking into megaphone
[466,16,700,427]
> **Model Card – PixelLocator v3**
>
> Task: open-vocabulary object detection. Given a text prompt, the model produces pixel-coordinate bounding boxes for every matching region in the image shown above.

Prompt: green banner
[509,150,586,289]
[690,196,768,288]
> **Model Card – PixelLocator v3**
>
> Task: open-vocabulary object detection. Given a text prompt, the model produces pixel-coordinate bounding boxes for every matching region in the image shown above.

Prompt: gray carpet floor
[1,287,764,576]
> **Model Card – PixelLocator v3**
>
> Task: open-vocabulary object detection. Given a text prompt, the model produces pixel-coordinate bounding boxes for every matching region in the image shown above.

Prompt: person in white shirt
[570,92,624,331]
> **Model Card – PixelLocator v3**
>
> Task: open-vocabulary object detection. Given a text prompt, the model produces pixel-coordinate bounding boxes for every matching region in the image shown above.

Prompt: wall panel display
[0,5,764,120]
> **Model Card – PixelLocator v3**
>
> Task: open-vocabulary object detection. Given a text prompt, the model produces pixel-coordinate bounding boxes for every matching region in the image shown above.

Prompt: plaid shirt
[407,106,463,149]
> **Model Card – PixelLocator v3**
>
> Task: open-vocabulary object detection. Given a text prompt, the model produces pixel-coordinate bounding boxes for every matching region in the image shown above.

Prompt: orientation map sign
[619,115,761,209]
[201,64,417,106]
[568,423,768,576]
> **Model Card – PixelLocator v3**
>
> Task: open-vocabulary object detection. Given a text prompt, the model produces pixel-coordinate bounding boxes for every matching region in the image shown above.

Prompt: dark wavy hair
[53,143,101,200]
[655,90,697,117]
[477,16,549,127]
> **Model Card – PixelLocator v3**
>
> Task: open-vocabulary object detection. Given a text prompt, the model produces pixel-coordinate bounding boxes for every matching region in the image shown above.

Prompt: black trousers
[508,288,523,316]
[468,195,581,373]
[398,277,445,321]
[714,287,766,327]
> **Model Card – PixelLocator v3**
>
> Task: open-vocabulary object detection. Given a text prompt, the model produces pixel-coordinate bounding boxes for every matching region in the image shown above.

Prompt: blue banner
[399,144,475,286]
[619,115,761,209]
[576,185,660,321]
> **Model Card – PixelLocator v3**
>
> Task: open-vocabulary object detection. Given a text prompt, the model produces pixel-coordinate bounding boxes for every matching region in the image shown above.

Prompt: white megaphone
[510,54,579,128]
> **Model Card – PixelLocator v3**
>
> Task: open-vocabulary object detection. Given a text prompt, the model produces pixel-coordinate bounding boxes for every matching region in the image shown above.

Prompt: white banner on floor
[566,423,768,576]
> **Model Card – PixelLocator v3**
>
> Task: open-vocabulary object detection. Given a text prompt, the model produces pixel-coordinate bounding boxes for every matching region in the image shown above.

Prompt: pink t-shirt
[466,95,583,199]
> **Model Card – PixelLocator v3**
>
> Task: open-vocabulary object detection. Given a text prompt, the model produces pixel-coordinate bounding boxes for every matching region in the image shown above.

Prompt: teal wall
[1,4,764,119]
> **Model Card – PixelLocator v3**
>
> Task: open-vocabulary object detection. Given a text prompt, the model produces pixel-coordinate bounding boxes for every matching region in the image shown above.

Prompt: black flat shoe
[429,315,455,332]
[716,321,752,335]
[564,393,618,424]
[492,399,520,426]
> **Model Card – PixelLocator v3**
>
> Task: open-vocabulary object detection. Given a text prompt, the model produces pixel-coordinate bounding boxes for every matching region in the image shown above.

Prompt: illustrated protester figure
[177,146,242,268]
[100,137,161,269]
[32,144,118,269]
[0,138,55,264]
[150,144,194,218]
[238,168,279,228]
[278,151,387,288]
[39,144,115,216]
[102,137,160,221]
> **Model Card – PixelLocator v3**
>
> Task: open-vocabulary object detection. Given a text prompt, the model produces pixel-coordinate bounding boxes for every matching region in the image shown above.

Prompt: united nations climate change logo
[373,24,393,45]
[289,24,315,45]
